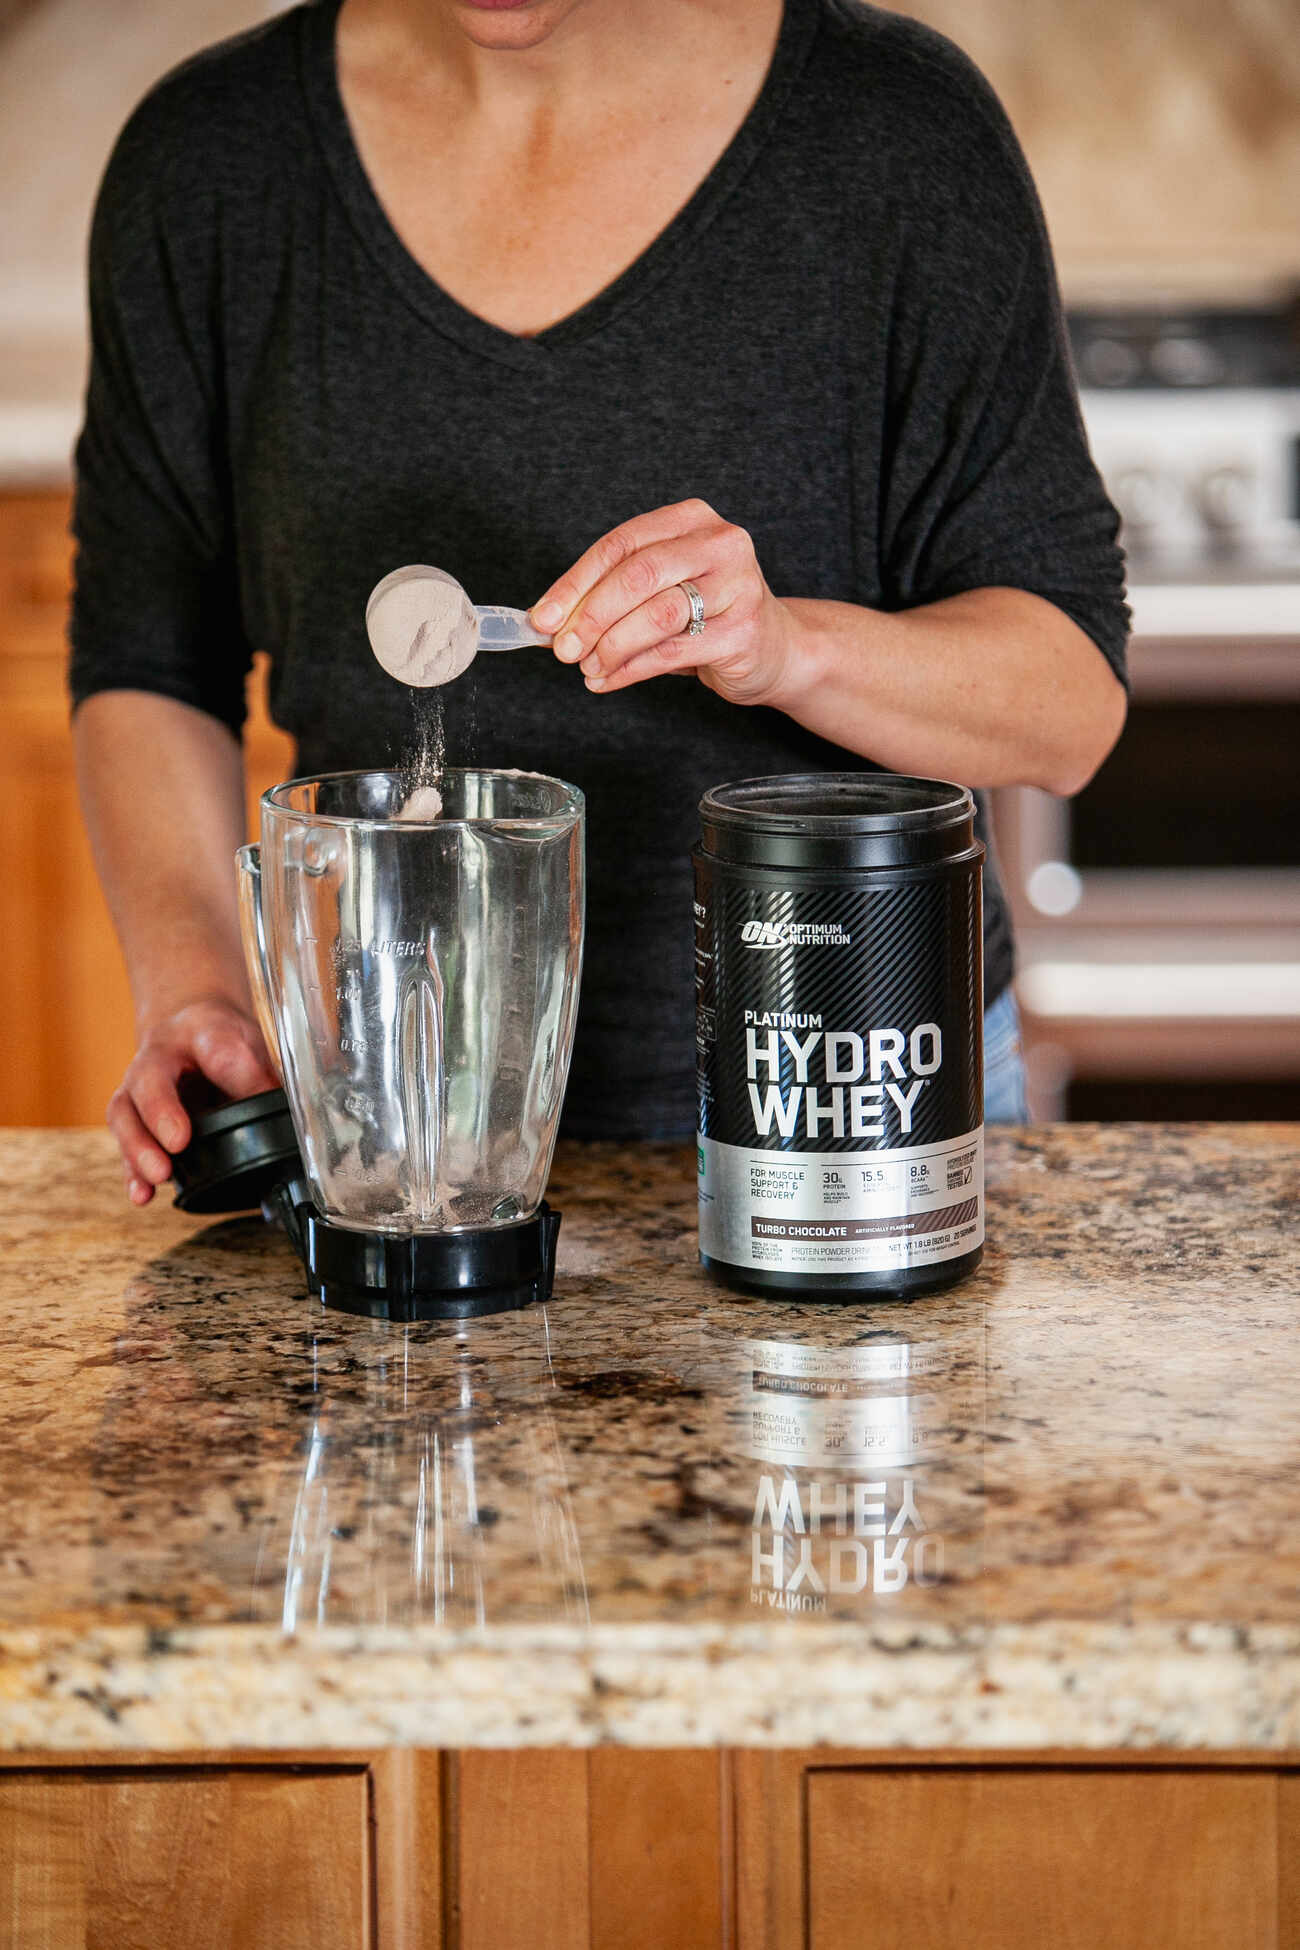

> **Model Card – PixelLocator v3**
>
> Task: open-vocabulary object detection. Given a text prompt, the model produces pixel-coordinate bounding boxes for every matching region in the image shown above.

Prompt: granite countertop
[0,1123,1297,1754]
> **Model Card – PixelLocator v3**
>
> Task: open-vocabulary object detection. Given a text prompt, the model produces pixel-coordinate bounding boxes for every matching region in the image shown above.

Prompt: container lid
[170,1087,302,1214]
[698,772,980,869]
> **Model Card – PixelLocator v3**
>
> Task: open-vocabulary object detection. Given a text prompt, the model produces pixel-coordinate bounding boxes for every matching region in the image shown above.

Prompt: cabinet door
[0,491,129,1126]
[0,1767,370,1950]
[804,1768,1278,1950]
[451,1749,729,1950]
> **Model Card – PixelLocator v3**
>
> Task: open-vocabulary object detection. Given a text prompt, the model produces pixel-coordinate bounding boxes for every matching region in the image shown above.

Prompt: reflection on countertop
[255,1312,591,1635]
[733,1324,984,1621]
[0,1123,1297,1751]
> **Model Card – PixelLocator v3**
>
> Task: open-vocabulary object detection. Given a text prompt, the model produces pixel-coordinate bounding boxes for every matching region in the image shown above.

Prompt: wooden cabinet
[0,1752,440,1950]
[804,1768,1279,1950]
[1,1748,1297,1949]
[0,1766,371,1949]
[734,1752,1300,1950]
[0,490,295,1128]
[449,1749,728,1950]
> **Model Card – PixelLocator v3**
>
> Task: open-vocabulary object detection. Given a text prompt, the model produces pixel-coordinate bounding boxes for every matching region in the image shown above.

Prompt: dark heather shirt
[69,0,1129,1140]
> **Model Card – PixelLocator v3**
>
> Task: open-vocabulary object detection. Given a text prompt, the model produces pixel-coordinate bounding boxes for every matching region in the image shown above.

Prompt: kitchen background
[1,0,1297,1127]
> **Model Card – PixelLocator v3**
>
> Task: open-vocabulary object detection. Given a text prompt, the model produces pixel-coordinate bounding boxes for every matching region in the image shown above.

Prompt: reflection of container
[743,1338,950,1468]
[694,774,984,1298]
[729,1325,984,1620]
[113,1229,589,1631]
[272,1323,589,1631]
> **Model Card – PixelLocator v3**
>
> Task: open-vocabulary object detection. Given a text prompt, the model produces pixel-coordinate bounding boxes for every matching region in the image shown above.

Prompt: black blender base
[313,1280,542,1321]
[294,1199,562,1320]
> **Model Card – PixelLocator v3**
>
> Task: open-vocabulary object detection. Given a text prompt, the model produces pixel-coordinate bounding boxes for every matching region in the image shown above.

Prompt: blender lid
[171,1087,302,1214]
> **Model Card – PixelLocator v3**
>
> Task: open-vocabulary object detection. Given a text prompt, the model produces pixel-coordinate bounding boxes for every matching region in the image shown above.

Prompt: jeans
[984,985,1030,1125]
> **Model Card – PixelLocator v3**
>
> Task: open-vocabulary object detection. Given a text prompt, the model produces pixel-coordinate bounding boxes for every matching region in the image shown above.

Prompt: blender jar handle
[236,843,283,1081]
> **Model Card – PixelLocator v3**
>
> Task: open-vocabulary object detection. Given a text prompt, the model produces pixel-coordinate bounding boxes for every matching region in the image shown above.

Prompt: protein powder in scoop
[365,564,553,688]
[694,773,985,1299]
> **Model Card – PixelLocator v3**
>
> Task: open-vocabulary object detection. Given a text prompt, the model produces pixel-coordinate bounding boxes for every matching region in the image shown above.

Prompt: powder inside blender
[396,784,443,820]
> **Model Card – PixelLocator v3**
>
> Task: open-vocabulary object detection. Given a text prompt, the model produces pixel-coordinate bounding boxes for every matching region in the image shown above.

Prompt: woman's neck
[335,0,785,338]
[339,0,780,119]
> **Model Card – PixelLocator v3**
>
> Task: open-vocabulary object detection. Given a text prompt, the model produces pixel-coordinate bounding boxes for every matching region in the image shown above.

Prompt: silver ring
[681,580,706,637]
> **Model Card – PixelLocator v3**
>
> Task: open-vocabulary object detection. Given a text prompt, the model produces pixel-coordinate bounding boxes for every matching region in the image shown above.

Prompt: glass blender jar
[236,767,584,1318]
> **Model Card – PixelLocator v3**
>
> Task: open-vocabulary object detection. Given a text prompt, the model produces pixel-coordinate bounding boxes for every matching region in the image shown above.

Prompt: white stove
[1073,298,1300,599]
[998,302,1300,1116]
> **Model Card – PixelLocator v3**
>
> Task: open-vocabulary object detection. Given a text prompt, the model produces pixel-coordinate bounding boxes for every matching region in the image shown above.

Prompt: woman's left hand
[529,499,799,706]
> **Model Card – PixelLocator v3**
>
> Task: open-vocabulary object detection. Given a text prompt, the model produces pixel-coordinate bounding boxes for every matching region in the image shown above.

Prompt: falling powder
[396,684,447,819]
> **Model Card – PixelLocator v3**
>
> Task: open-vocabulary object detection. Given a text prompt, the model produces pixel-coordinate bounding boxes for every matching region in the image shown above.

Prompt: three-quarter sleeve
[871,35,1130,686]
[68,95,253,733]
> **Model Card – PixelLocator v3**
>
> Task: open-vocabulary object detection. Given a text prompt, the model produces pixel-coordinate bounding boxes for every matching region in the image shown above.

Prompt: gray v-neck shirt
[70,0,1128,1139]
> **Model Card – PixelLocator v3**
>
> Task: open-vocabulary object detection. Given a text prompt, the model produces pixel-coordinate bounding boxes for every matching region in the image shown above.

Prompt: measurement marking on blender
[334,936,429,957]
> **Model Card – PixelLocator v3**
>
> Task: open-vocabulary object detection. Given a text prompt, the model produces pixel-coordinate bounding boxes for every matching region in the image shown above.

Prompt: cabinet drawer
[0,1767,370,1950]
[806,1767,1280,1950]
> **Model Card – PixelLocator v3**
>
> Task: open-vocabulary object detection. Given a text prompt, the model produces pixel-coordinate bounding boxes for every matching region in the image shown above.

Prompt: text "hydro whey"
[694,774,984,1298]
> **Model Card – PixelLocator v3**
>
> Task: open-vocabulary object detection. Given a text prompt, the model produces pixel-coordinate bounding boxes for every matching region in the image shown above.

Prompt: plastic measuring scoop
[366,564,553,689]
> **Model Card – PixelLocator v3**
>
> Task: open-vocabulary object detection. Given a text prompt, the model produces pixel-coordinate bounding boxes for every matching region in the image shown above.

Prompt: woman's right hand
[107,998,279,1205]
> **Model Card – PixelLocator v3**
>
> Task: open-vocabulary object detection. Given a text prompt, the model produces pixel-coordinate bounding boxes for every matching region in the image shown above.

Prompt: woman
[70,0,1128,1202]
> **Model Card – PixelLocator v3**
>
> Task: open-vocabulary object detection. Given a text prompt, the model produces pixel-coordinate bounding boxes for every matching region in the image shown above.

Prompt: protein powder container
[694,773,984,1299]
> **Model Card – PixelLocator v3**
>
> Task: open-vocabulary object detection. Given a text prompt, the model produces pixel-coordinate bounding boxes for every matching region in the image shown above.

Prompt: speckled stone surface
[0,1124,1297,1752]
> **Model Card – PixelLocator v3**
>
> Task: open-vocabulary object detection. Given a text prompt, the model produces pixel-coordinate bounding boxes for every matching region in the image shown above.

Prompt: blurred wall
[0,0,290,452]
[0,0,289,335]
[1,0,1297,422]
[898,0,1300,301]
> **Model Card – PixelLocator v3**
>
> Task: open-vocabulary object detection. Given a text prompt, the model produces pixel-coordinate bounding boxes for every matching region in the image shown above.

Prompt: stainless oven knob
[1111,465,1176,549]
[1079,336,1141,387]
[1192,464,1255,549]
[1150,335,1224,386]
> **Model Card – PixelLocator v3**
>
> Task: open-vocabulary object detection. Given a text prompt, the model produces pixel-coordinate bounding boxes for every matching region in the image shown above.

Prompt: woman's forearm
[74,689,279,1197]
[73,688,254,1029]
[767,587,1127,797]
[532,502,1127,794]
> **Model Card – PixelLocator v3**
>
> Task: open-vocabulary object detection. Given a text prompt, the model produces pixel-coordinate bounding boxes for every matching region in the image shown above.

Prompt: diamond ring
[680,581,706,637]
